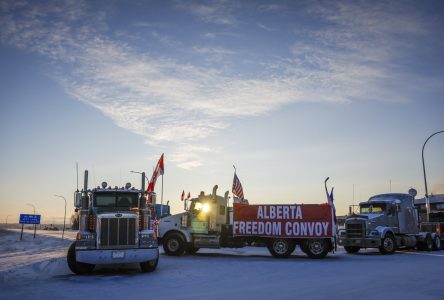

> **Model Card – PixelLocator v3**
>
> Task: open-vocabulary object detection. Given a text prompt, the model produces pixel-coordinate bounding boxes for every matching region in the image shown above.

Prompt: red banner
[233,203,334,238]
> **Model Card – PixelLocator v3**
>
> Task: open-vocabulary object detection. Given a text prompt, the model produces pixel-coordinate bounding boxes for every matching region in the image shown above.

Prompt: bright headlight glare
[202,203,210,213]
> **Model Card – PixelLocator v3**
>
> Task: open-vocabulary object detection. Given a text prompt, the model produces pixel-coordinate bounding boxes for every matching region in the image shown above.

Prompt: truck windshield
[360,204,385,214]
[94,192,139,208]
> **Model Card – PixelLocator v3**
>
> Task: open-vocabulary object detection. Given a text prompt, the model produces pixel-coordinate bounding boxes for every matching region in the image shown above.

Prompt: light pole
[54,195,67,239]
[130,170,149,209]
[422,130,444,222]
[5,214,12,228]
[130,170,149,183]
[26,203,37,238]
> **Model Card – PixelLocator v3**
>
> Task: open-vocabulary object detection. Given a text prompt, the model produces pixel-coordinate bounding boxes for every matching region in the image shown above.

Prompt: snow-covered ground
[1,228,443,300]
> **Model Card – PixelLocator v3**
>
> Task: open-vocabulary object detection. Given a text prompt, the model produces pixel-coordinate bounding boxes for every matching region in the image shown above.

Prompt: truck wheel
[305,239,329,259]
[67,242,95,275]
[267,238,294,258]
[344,246,360,254]
[163,233,185,256]
[432,236,441,251]
[379,234,395,255]
[140,253,159,273]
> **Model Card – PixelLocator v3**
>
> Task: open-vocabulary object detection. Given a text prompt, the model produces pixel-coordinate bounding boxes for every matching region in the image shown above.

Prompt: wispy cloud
[256,23,274,32]
[0,0,438,169]
[174,0,239,26]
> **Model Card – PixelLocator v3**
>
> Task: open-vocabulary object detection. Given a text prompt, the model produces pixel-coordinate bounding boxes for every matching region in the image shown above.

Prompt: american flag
[232,173,244,200]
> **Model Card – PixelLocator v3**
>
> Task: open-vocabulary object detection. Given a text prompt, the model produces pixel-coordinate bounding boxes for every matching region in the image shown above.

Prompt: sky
[1,0,443,224]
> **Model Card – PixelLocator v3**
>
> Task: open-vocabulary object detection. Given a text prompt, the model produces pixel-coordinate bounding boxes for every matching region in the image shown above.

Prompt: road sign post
[19,214,41,240]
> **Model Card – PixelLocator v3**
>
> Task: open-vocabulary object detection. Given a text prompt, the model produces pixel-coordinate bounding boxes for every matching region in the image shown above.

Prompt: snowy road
[1,229,443,300]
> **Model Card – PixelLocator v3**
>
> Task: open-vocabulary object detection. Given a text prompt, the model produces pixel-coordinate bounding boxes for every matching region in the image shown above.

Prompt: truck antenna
[76,162,79,192]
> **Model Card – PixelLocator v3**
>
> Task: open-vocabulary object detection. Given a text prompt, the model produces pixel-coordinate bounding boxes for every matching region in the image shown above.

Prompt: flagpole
[160,174,164,217]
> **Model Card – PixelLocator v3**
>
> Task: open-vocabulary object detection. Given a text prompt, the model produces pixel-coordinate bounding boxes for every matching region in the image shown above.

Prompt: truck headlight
[140,233,155,239]
[202,203,210,213]
[139,231,158,248]
[339,230,346,236]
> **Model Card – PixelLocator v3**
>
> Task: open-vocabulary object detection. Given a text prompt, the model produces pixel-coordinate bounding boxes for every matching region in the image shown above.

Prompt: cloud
[192,46,235,56]
[0,0,439,169]
[174,0,239,26]
[256,23,274,32]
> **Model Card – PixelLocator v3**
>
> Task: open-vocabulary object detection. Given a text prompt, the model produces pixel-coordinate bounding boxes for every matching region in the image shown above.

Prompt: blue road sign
[19,214,41,224]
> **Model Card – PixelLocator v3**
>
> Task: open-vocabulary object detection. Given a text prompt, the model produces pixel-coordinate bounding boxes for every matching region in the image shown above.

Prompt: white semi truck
[158,185,336,259]
[67,170,159,274]
[338,191,442,254]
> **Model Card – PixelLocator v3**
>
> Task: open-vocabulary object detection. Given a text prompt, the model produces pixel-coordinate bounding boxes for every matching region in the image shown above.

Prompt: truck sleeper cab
[338,193,442,254]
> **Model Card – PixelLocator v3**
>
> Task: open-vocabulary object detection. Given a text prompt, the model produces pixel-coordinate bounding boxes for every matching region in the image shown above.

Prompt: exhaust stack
[140,172,146,209]
[82,170,89,209]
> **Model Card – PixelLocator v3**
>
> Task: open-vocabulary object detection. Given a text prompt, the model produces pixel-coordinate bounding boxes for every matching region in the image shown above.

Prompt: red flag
[146,153,164,193]
[181,190,185,201]
[187,192,190,199]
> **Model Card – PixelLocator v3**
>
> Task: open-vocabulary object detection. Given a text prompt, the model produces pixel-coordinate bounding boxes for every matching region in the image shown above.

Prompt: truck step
[193,234,220,248]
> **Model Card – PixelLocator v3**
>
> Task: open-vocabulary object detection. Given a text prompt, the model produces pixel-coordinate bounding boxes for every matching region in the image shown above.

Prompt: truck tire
[305,239,329,259]
[379,234,395,255]
[344,246,360,254]
[67,242,95,275]
[140,252,159,273]
[267,238,294,258]
[163,233,185,256]
[432,236,441,251]
[425,234,433,251]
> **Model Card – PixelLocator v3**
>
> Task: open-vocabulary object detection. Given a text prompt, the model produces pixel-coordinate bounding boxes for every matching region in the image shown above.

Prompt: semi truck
[158,185,336,259]
[67,170,159,274]
[338,191,442,254]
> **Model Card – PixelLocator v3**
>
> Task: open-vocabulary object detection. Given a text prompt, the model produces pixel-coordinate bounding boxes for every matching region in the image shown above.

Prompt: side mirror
[74,192,82,208]
[389,206,396,216]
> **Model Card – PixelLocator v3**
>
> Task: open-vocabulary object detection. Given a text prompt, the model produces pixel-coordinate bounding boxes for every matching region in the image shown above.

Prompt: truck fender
[374,226,394,238]
[161,229,192,244]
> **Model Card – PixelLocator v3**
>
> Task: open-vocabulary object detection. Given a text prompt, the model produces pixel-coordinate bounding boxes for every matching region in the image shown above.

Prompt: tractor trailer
[67,170,159,274]
[338,191,442,254]
[158,185,336,259]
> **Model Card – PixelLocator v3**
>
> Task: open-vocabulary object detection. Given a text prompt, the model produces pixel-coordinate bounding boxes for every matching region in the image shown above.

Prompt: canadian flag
[181,190,185,201]
[146,153,164,193]
[187,192,190,200]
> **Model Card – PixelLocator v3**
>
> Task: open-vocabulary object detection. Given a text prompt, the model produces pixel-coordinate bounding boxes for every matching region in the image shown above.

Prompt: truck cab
[338,193,440,254]
[158,186,231,255]
[67,171,159,274]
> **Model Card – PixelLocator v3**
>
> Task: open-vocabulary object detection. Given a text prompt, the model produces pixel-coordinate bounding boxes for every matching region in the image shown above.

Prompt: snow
[1,228,444,300]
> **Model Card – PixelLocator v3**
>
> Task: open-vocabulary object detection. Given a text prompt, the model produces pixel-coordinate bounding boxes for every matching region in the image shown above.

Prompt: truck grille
[346,222,365,238]
[99,216,137,249]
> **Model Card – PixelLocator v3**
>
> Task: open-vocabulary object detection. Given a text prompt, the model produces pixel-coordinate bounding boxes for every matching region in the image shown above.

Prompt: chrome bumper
[338,237,381,248]
[76,248,159,264]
